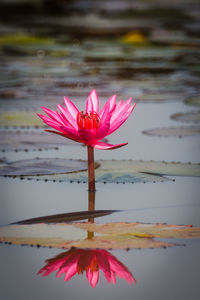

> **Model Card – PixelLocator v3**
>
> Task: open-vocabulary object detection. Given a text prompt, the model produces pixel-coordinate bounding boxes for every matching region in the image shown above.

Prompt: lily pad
[0,34,55,46]
[0,111,44,128]
[0,158,88,176]
[0,130,76,151]
[184,96,200,107]
[2,44,69,57]
[7,159,200,184]
[138,92,185,102]
[1,221,200,250]
[12,210,118,225]
[74,222,200,240]
[171,111,200,123]
[142,126,200,137]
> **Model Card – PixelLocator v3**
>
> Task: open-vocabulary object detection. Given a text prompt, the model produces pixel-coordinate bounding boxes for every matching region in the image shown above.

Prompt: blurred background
[0,0,200,110]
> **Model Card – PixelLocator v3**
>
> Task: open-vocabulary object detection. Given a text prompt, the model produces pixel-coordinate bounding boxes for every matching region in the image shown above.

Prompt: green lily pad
[1,221,200,250]
[6,159,200,184]
[0,111,44,128]
[184,96,200,107]
[142,126,200,137]
[0,130,76,151]
[0,158,88,176]
[171,111,200,123]
[2,44,69,57]
[0,34,55,46]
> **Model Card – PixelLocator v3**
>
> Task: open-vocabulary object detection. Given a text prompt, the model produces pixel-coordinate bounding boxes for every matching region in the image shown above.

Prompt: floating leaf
[0,158,88,176]
[0,34,55,46]
[138,92,186,102]
[171,111,200,123]
[6,159,200,183]
[0,130,77,151]
[0,111,44,128]
[142,126,200,137]
[185,96,200,107]
[2,44,69,57]
[12,210,118,225]
[74,222,200,239]
[1,221,200,250]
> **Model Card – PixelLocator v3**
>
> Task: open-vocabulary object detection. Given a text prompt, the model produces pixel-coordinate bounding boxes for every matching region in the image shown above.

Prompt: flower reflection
[38,248,136,288]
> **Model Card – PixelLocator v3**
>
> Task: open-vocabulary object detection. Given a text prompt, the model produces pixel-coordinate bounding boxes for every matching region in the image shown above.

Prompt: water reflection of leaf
[38,248,136,288]
[1,222,200,250]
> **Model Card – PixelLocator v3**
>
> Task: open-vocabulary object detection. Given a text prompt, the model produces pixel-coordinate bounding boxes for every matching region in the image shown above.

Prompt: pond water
[0,0,200,299]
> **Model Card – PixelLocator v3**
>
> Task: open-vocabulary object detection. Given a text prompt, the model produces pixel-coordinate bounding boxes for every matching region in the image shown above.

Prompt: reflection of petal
[56,252,80,278]
[96,251,111,281]
[86,269,99,288]
[38,248,136,287]
[107,253,136,284]
[64,259,79,281]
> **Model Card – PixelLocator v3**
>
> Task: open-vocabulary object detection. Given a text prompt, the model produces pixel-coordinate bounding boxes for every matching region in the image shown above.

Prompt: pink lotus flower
[38,248,136,288]
[37,89,136,150]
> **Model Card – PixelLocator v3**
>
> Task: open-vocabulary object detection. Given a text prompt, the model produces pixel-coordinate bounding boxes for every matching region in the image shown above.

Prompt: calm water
[0,0,200,299]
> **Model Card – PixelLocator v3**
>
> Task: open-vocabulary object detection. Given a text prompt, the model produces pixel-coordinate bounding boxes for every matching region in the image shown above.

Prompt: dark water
[0,0,200,299]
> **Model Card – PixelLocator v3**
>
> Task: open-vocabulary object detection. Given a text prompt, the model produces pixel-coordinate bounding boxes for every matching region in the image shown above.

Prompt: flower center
[77,111,100,130]
[77,256,99,274]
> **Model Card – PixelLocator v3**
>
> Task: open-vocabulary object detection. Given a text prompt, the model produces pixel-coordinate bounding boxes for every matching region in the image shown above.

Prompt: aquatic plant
[37,89,135,191]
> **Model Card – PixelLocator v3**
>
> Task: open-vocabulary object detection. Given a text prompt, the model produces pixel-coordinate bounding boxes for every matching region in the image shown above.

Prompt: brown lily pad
[12,210,118,225]
[1,221,200,250]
